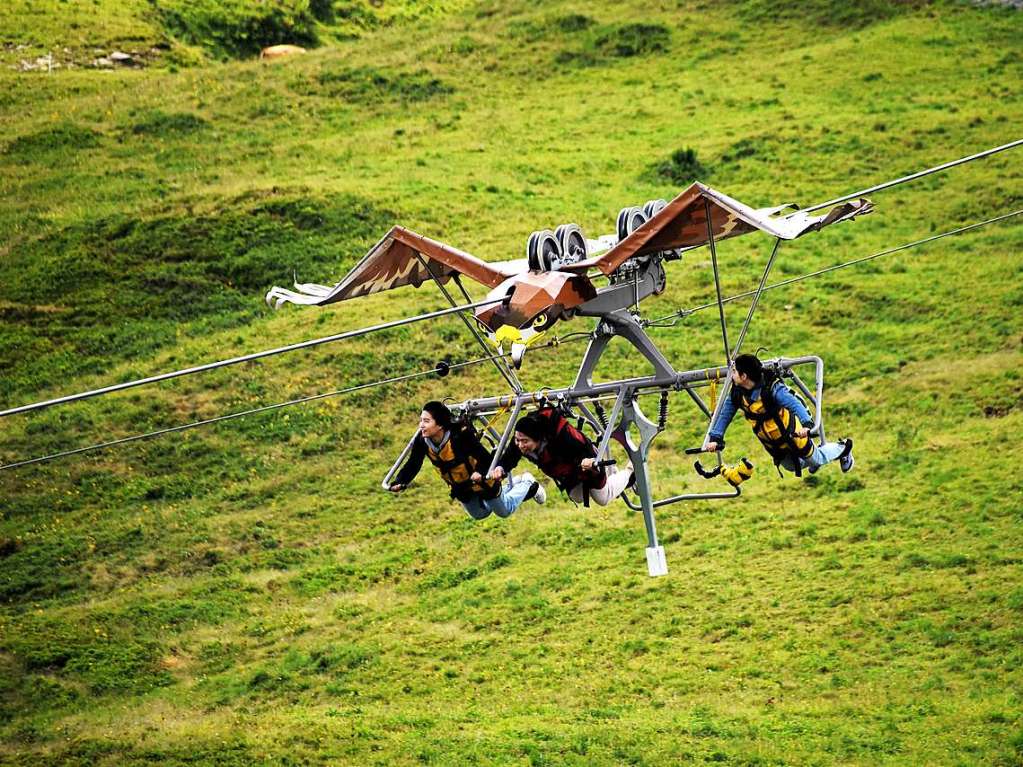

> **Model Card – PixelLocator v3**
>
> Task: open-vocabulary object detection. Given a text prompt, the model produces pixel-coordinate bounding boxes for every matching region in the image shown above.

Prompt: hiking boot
[839,438,854,473]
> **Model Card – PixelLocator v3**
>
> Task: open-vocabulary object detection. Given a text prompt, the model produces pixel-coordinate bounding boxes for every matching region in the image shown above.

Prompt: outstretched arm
[391,436,426,491]
[495,443,523,479]
[705,397,737,450]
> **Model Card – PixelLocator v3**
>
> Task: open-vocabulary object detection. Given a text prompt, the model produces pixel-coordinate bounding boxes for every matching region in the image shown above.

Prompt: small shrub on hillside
[508,13,595,41]
[554,21,670,68]
[309,0,334,23]
[450,35,479,55]
[0,537,23,557]
[719,136,776,166]
[312,66,454,104]
[594,22,671,58]
[557,13,595,32]
[3,123,100,160]
[130,110,209,136]
[642,147,707,185]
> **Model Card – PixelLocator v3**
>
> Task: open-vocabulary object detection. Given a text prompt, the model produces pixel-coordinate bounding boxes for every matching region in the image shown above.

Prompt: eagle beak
[511,342,527,368]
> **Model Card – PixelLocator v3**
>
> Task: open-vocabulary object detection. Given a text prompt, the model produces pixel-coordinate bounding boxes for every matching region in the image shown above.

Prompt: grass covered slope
[1,0,1022,764]
[0,0,470,68]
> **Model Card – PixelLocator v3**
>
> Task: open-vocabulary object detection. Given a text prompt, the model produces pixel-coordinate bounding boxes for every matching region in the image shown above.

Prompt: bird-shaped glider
[267,182,872,365]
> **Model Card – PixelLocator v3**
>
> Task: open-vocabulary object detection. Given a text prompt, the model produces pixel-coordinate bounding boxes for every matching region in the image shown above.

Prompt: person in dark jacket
[390,401,545,519]
[495,408,632,506]
[703,354,854,476]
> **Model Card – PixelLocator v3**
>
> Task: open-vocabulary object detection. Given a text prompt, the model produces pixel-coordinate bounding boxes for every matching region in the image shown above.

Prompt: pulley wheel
[643,199,667,219]
[616,206,647,240]
[554,223,588,263]
[527,229,560,271]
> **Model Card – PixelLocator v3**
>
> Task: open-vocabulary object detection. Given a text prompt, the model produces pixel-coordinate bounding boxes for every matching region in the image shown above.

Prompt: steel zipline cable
[0,297,505,419]
[641,208,1023,329]
[0,335,593,472]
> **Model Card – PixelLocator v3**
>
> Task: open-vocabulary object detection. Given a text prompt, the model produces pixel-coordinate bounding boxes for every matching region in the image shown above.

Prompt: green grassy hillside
[1,1,1022,764]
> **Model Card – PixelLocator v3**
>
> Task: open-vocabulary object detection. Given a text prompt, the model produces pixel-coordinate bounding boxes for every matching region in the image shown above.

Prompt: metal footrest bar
[620,484,741,511]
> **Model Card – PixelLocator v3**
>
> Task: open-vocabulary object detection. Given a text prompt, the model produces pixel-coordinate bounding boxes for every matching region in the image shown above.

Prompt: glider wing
[267,225,510,308]
[561,182,873,276]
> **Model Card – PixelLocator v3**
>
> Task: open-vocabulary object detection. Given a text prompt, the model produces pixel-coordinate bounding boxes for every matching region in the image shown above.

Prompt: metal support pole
[485,398,524,478]
[705,198,731,363]
[680,384,712,418]
[572,322,614,390]
[573,401,608,454]
[618,393,668,576]
[732,238,782,358]
[413,253,524,394]
[621,483,740,511]
[470,413,503,448]
[594,386,628,464]
[573,310,675,390]
[452,275,526,394]
[701,373,734,449]
[776,357,825,443]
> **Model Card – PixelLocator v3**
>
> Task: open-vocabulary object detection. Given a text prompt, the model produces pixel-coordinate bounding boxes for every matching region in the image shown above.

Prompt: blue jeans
[779,441,846,475]
[460,477,533,520]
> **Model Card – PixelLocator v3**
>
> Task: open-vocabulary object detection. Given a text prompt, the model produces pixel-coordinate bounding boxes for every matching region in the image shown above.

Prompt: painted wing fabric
[566,182,874,276]
[266,225,511,309]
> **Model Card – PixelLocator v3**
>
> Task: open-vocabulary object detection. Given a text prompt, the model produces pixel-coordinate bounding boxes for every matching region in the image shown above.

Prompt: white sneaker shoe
[518,471,546,504]
[533,482,547,505]
[839,439,854,473]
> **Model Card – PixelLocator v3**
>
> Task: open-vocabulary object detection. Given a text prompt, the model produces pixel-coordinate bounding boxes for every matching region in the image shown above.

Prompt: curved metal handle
[381,429,420,490]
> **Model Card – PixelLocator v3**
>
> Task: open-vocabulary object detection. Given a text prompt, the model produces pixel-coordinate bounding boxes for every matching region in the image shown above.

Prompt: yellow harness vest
[733,380,814,470]
[425,432,499,495]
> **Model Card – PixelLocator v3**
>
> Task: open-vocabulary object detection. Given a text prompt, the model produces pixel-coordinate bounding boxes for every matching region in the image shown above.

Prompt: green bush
[555,21,671,68]
[643,147,707,185]
[311,66,454,104]
[593,22,671,58]
[2,123,100,161]
[129,110,209,137]
[156,0,320,58]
